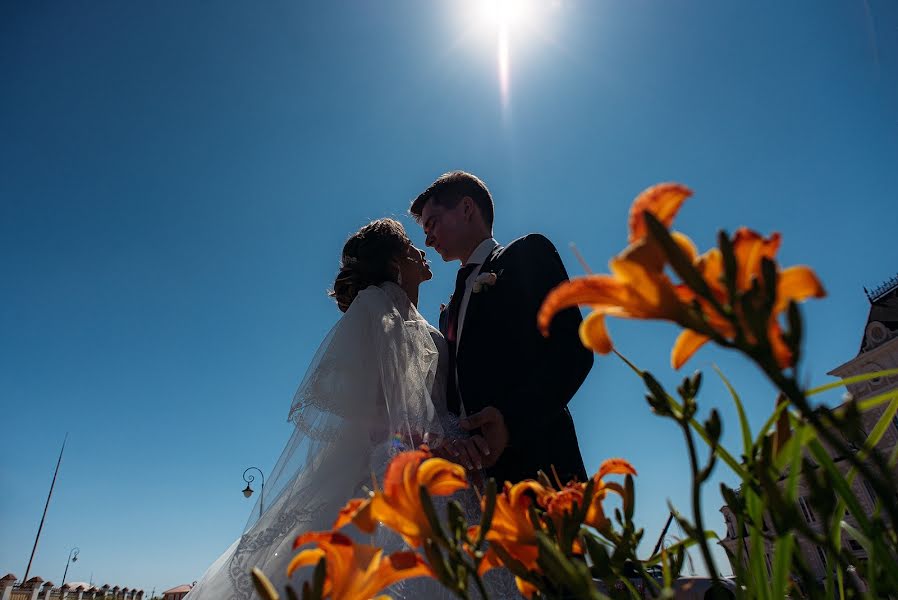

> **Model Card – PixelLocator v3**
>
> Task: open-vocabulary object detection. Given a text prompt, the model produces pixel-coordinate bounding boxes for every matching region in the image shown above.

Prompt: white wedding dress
[186,282,517,600]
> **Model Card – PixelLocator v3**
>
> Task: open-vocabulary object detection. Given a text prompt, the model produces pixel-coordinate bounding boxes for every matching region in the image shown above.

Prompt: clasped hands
[433,406,509,471]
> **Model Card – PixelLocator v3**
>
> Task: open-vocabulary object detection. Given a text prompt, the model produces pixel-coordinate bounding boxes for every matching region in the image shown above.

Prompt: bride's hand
[433,435,491,471]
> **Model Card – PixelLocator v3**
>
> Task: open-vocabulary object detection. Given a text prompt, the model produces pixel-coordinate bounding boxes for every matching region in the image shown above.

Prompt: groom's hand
[461,407,509,467]
[433,436,491,471]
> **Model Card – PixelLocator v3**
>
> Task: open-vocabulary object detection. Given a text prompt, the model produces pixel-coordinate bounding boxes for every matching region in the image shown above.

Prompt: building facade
[718,278,898,583]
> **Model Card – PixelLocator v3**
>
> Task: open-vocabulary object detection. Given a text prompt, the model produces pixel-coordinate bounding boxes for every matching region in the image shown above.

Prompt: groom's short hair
[410,171,495,229]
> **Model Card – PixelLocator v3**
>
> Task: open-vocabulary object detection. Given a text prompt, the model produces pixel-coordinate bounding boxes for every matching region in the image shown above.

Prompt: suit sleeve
[500,235,594,446]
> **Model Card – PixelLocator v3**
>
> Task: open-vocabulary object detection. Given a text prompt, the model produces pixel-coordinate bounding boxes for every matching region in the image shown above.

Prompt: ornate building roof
[860,275,898,354]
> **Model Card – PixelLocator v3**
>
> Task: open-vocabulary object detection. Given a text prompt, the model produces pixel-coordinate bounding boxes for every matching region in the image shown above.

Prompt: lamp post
[62,547,79,586]
[241,467,264,519]
[24,434,68,582]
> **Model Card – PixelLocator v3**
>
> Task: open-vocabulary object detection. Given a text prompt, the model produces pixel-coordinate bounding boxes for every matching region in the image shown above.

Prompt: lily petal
[359,552,432,599]
[579,311,613,354]
[628,183,693,243]
[538,275,629,336]
[731,229,781,291]
[595,458,637,479]
[671,329,711,369]
[774,265,826,313]
[417,458,468,496]
[516,577,540,599]
[333,497,374,532]
[286,548,325,578]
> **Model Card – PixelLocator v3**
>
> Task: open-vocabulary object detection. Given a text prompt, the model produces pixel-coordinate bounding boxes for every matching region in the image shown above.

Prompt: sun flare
[479,0,535,28]
[476,0,536,109]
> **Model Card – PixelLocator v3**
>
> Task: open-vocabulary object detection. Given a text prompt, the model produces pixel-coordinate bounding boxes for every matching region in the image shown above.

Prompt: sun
[479,0,535,29]
[475,0,537,109]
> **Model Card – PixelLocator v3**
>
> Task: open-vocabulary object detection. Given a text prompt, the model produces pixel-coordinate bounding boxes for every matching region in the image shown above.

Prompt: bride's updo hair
[330,218,412,312]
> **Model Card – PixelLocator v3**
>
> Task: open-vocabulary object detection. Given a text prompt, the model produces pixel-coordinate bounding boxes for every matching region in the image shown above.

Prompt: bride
[186,218,515,600]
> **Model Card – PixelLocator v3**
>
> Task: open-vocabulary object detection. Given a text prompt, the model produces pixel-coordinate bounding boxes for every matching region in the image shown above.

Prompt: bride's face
[399,244,432,286]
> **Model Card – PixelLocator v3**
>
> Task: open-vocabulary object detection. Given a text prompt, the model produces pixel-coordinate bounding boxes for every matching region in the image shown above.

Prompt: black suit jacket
[439,234,593,484]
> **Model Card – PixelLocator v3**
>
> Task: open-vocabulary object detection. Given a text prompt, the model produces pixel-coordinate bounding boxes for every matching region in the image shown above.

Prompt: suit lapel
[456,245,503,360]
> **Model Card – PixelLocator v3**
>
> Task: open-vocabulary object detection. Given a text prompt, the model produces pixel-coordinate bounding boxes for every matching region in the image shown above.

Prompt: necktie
[445,264,477,415]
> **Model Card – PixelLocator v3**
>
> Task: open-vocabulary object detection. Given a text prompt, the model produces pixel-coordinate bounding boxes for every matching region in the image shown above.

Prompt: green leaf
[807,440,871,531]
[476,478,497,547]
[860,396,898,457]
[713,365,753,460]
[840,521,874,557]
[805,368,898,396]
[583,535,612,578]
[643,533,716,564]
[772,420,814,474]
[745,490,771,600]
[535,531,578,583]
[753,397,794,451]
[858,388,898,412]
[771,532,795,599]
[418,484,448,544]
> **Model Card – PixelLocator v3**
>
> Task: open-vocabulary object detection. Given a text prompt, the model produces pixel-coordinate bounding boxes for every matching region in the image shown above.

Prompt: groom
[410,171,593,485]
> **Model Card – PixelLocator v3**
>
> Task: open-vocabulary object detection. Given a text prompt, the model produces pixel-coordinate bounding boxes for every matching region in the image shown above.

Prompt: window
[848,539,863,552]
[798,496,816,523]
[863,479,877,504]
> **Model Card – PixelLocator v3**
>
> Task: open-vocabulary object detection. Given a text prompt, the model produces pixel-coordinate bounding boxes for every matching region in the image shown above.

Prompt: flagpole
[24,433,68,581]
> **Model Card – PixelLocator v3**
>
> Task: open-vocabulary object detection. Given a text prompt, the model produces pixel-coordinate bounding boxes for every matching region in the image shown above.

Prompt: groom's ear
[461,196,475,221]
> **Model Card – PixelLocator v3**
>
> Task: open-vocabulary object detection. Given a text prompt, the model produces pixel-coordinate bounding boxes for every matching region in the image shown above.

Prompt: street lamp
[62,547,79,585]
[242,467,264,519]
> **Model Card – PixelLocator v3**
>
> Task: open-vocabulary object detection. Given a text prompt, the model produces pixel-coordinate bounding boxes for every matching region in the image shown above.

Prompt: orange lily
[671,228,826,369]
[469,480,547,599]
[288,531,432,600]
[471,480,548,571]
[544,458,637,533]
[538,183,700,355]
[333,448,468,548]
[539,183,826,370]
[476,461,636,599]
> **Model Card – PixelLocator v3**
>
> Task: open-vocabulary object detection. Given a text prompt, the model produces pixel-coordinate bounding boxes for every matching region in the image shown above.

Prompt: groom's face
[420,197,468,262]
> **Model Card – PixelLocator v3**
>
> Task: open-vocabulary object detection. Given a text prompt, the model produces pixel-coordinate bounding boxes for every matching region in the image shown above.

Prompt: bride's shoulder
[352,284,396,310]
[348,283,408,321]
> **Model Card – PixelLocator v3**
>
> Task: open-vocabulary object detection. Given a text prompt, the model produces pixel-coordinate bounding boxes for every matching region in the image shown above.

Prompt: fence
[0,575,144,600]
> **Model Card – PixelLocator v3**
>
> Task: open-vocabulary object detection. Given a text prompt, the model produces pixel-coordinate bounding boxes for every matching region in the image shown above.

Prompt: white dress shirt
[452,237,498,416]
[456,237,499,346]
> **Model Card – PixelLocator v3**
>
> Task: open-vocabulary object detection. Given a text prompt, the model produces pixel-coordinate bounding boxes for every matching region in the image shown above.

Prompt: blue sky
[2,0,897,592]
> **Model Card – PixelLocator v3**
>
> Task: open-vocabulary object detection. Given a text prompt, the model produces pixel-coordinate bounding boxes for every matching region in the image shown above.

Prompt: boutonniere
[472,271,500,293]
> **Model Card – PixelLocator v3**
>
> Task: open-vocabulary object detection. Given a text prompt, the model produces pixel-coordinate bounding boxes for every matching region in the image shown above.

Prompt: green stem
[681,418,720,584]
